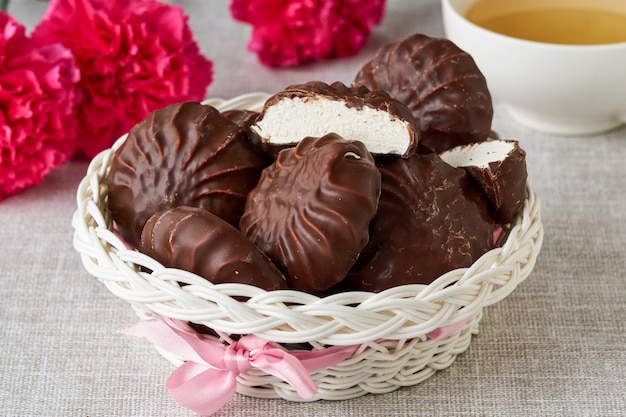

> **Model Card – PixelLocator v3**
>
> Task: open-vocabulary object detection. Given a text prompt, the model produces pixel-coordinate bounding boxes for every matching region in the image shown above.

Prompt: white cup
[441,0,626,135]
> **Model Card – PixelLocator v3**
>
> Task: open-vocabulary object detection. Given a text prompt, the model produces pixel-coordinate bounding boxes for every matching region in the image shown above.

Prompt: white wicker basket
[72,93,543,403]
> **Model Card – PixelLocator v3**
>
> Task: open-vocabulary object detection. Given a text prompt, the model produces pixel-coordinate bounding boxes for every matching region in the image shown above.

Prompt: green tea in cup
[464,0,626,45]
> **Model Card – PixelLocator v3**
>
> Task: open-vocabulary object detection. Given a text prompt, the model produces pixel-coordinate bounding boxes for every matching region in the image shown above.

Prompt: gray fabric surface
[2,1,625,416]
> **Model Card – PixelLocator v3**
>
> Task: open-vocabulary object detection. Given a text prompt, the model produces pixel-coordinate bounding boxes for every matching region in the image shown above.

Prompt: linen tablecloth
[2,1,625,416]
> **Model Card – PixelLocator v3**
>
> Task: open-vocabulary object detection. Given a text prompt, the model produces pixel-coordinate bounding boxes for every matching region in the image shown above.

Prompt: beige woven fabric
[2,1,625,416]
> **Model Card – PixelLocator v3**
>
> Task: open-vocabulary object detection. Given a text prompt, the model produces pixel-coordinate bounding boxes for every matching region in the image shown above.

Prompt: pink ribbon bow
[120,318,358,416]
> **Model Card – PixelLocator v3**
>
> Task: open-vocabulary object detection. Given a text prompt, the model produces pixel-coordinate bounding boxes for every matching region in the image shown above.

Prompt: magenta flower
[32,0,214,159]
[0,11,80,201]
[230,0,386,67]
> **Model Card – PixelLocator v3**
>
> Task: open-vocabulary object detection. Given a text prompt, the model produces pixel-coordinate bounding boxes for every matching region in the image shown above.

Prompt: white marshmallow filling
[439,140,516,168]
[252,97,414,156]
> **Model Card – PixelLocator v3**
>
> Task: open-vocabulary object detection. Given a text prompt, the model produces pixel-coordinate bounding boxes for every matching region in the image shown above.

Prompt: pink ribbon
[119,318,357,416]
[493,225,504,244]
[425,316,472,340]
[121,310,473,415]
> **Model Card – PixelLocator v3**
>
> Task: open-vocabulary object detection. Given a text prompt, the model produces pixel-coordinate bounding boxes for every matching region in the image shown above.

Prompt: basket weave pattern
[72,93,543,401]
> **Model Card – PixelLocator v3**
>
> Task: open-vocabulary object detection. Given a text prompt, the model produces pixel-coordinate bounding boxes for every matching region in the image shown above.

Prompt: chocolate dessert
[354,34,493,154]
[440,139,528,224]
[252,81,417,158]
[107,102,265,247]
[347,153,495,292]
[240,133,381,293]
[140,206,287,290]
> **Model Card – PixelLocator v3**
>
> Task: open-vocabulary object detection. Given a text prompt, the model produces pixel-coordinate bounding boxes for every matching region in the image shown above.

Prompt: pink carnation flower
[0,12,80,201]
[230,0,386,67]
[32,0,214,159]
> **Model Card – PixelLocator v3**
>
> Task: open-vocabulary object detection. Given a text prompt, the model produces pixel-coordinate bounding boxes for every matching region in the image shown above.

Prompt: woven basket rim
[72,93,544,346]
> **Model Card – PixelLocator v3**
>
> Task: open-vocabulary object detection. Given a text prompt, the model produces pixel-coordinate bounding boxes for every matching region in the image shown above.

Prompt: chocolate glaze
[222,109,287,162]
[353,34,493,154]
[254,81,418,157]
[240,133,381,293]
[140,206,287,291]
[107,102,265,247]
[347,153,495,292]
[221,109,262,153]
[221,109,259,129]
[141,206,287,290]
